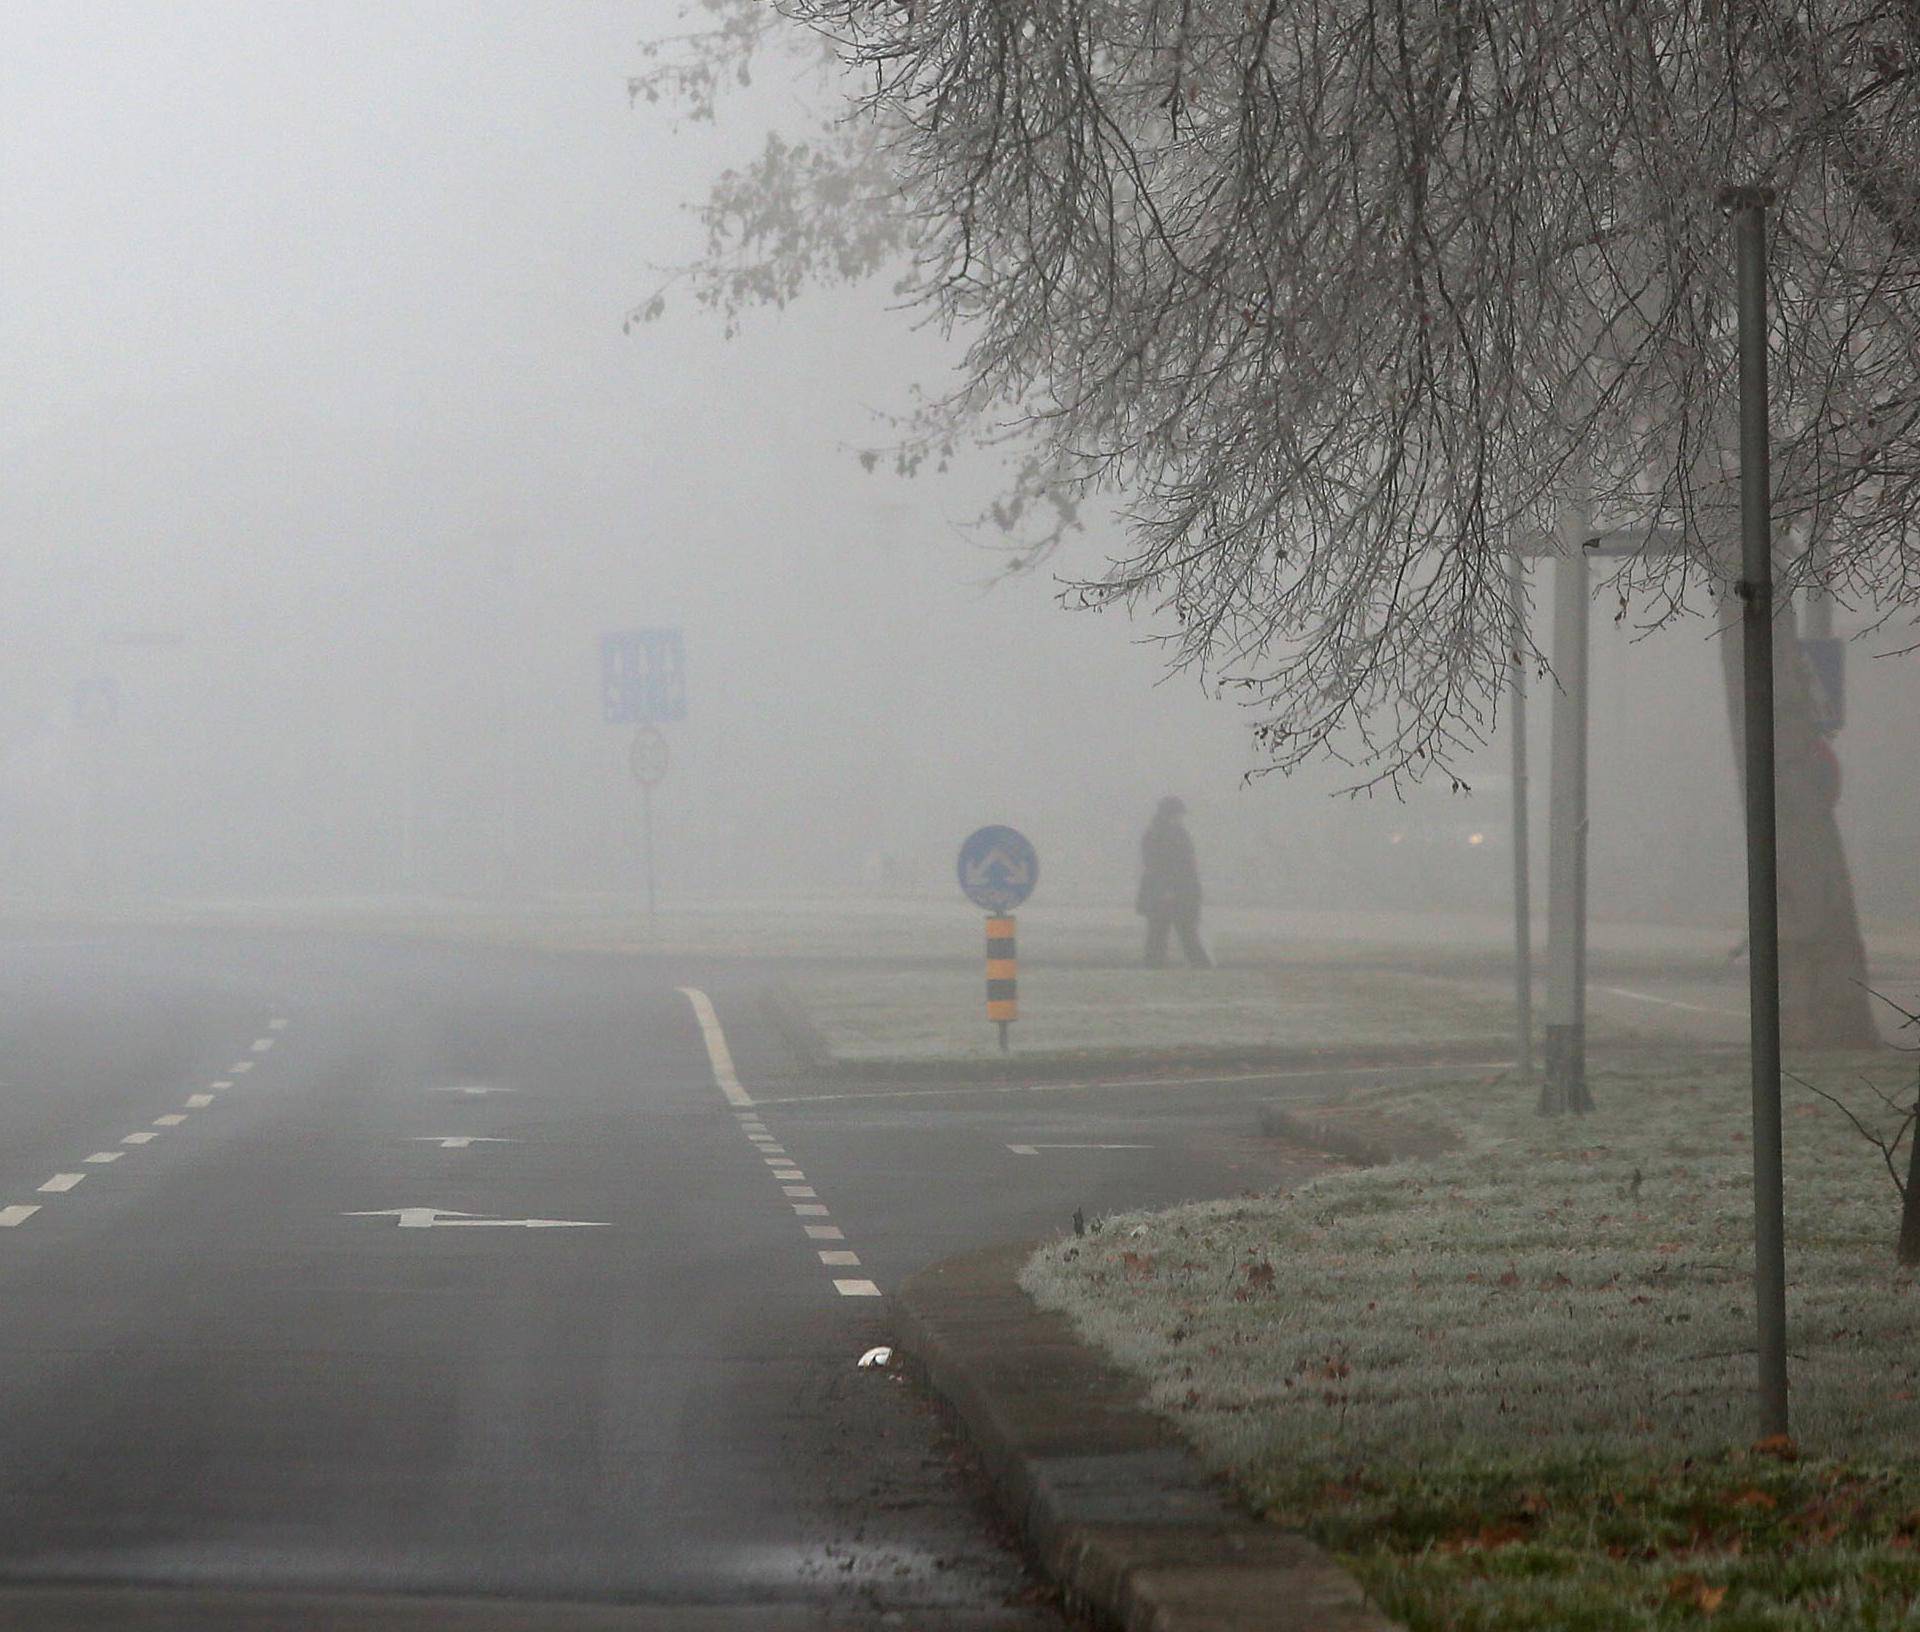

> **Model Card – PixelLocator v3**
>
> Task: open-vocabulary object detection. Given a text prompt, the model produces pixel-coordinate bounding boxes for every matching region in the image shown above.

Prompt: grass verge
[1021,1051,1920,1628]
[786,963,1516,1072]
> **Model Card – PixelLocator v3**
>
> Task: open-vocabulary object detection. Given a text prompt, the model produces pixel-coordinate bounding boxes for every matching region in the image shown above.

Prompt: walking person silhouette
[1136,797,1212,968]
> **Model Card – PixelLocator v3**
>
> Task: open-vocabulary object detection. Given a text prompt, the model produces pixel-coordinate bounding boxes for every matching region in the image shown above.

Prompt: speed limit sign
[629,725,670,787]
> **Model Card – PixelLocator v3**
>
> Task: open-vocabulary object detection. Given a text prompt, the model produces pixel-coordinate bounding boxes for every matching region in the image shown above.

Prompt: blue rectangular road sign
[600,629,687,724]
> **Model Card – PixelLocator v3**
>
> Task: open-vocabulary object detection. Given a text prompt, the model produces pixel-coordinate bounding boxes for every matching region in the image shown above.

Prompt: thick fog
[3,2,1914,930]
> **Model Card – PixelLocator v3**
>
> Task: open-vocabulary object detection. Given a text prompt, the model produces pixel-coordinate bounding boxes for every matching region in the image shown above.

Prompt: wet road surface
[0,931,1328,1628]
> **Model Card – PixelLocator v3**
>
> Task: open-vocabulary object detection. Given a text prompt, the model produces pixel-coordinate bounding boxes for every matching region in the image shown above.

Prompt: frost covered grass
[1022,1053,1920,1628]
[792,962,1513,1068]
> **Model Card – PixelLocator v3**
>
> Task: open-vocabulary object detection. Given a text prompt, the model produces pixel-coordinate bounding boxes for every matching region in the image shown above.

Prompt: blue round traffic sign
[957,826,1038,912]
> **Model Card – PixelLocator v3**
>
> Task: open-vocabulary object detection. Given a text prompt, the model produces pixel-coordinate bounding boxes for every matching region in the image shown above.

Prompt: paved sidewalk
[892,1243,1400,1632]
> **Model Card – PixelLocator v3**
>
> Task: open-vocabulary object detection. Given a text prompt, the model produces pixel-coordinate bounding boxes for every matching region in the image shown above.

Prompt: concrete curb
[1257,1102,1464,1169]
[892,1242,1401,1632]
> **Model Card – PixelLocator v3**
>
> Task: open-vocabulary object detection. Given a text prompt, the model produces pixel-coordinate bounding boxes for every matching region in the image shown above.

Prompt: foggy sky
[3,2,1914,927]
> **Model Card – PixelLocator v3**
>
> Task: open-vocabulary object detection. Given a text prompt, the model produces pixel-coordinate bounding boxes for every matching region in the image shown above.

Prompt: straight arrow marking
[410,1137,520,1149]
[345,1205,606,1228]
[1007,1143,1153,1155]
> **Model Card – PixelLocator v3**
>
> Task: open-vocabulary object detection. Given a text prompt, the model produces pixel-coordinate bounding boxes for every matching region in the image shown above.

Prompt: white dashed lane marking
[0,1016,289,1232]
[680,988,877,1296]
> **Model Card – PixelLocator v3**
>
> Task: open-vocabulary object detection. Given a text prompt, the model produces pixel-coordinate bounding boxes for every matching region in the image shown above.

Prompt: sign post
[601,630,685,919]
[957,826,1039,1052]
[629,725,670,918]
[1727,183,1790,1441]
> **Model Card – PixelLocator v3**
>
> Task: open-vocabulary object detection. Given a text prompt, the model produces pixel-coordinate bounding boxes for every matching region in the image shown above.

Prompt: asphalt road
[0,931,1332,1630]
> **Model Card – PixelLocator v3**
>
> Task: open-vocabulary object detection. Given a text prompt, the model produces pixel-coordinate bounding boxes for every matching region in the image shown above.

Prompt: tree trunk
[1898,1090,1920,1266]
[1717,591,1878,1050]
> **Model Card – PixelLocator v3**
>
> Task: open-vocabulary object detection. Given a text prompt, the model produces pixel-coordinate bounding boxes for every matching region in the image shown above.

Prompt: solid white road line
[0,1205,40,1227]
[122,1131,158,1145]
[153,1115,187,1127]
[1594,984,1745,1018]
[676,987,753,1107]
[819,1250,860,1265]
[185,1094,215,1108]
[83,1152,123,1164]
[38,1174,85,1193]
[833,1279,881,1297]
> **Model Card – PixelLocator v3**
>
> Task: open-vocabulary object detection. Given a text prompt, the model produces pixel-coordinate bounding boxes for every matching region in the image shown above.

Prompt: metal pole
[1730,187,1790,1440]
[642,782,658,919]
[1507,555,1534,1081]
[1540,529,1592,1114]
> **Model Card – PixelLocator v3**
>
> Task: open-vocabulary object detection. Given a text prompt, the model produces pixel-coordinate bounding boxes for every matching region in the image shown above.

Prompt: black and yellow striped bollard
[986,916,1017,1052]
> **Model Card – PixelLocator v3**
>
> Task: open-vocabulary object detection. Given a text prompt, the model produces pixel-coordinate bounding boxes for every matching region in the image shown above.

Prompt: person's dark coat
[1136,810,1202,918]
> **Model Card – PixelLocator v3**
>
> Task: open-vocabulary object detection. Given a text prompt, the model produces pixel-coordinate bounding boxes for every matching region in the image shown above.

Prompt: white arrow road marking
[0,1205,40,1227]
[38,1174,85,1193]
[428,1085,517,1097]
[343,1208,608,1229]
[1007,1143,1154,1156]
[410,1137,520,1149]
